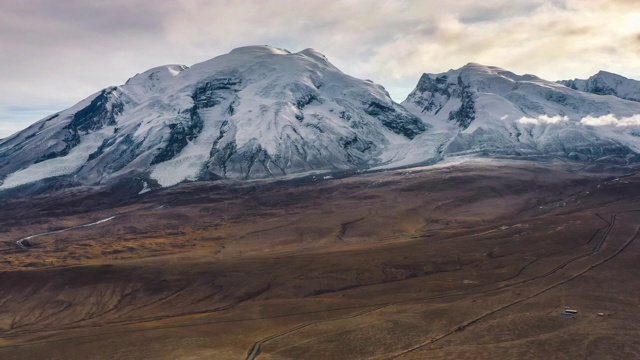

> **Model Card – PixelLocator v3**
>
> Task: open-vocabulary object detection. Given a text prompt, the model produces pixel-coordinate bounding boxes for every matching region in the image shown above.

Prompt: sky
[1,0,639,138]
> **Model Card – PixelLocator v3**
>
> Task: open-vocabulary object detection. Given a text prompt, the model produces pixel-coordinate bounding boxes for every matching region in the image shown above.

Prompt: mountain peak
[595,70,611,76]
[228,45,291,56]
[124,64,188,87]
[594,70,621,78]
[460,62,494,69]
[298,48,329,62]
[558,70,640,102]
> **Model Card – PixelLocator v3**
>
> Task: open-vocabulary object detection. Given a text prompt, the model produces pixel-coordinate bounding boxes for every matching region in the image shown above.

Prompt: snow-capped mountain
[402,63,640,161]
[3,50,640,196]
[558,71,640,102]
[0,46,425,193]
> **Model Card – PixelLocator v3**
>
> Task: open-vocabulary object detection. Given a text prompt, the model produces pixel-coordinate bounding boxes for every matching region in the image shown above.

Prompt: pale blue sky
[1,0,639,138]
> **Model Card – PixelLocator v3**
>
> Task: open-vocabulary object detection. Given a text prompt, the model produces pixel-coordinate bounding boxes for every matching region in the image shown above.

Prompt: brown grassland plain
[0,159,639,359]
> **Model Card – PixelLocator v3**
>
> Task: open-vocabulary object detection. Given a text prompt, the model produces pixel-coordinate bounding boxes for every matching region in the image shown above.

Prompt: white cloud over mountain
[580,114,640,127]
[518,115,569,125]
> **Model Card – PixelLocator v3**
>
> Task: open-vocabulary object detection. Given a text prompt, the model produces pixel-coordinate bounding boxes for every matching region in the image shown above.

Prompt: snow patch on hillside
[0,126,115,189]
[150,108,224,187]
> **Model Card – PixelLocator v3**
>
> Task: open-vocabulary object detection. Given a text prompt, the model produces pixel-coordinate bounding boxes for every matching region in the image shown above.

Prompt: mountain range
[2,45,640,195]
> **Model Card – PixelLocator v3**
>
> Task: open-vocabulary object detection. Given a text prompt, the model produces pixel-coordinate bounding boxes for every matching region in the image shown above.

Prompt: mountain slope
[558,71,640,102]
[0,46,425,193]
[402,63,640,161]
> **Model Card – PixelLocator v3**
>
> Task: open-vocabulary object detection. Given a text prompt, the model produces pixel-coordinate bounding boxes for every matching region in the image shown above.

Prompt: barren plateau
[1,159,639,359]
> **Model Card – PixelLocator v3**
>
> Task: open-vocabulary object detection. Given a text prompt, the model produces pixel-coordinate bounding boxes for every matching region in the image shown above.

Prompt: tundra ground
[1,159,639,359]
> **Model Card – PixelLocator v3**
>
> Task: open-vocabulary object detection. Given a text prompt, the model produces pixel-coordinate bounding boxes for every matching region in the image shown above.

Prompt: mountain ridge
[558,70,640,102]
[402,63,640,162]
[2,47,640,196]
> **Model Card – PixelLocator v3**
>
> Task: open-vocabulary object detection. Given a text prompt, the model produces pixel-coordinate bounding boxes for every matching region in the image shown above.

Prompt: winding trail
[15,216,116,249]
[12,203,169,249]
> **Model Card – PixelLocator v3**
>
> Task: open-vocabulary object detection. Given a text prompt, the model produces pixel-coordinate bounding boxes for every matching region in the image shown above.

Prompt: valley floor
[0,159,639,359]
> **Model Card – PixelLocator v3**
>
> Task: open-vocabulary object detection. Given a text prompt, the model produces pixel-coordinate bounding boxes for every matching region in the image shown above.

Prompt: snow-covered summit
[229,45,291,55]
[558,71,640,102]
[403,63,640,160]
[0,46,425,193]
[125,65,188,87]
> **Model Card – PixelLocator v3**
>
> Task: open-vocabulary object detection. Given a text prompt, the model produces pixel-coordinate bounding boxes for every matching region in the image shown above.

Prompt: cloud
[515,113,640,128]
[1,0,640,135]
[580,114,640,127]
[518,114,569,125]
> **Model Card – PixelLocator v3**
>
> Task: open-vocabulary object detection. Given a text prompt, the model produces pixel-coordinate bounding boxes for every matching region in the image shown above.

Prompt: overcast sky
[1,0,639,138]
